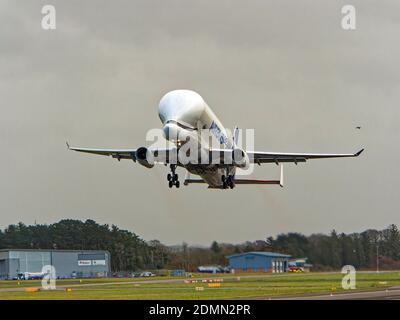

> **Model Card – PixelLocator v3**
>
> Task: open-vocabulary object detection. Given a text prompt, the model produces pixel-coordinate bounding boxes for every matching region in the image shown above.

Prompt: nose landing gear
[167,165,180,188]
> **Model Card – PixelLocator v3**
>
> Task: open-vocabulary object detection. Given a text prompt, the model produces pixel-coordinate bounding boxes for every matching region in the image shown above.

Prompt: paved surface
[269,286,400,300]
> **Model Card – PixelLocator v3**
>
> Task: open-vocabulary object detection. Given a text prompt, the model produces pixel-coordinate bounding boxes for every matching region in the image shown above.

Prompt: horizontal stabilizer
[236,164,284,187]
[234,179,281,186]
[184,178,281,185]
[185,165,284,188]
[184,178,206,185]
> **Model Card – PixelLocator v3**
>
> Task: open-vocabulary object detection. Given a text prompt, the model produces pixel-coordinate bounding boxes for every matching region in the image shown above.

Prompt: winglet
[66,141,70,150]
[279,164,284,188]
[355,148,364,157]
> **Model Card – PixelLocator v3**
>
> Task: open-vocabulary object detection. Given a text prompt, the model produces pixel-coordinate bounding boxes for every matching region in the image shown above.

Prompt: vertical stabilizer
[233,126,239,147]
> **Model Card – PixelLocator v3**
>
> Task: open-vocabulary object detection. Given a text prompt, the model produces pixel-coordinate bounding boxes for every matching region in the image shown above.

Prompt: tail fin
[233,126,239,147]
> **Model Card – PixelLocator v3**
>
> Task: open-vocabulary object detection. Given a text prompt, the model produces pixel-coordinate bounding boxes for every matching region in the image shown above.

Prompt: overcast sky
[1,0,399,245]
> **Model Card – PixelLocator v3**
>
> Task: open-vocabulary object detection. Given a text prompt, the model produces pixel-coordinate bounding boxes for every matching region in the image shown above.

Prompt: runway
[271,286,400,300]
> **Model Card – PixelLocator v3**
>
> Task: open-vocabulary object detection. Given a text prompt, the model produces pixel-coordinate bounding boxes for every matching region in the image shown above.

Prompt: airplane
[68,89,364,189]
[17,272,45,280]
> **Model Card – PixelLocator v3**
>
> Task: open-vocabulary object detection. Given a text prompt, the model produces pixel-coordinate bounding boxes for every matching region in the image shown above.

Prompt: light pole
[376,245,379,274]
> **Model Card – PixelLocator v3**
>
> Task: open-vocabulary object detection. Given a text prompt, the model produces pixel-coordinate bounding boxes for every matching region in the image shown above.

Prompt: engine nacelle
[135,147,154,168]
[232,148,250,169]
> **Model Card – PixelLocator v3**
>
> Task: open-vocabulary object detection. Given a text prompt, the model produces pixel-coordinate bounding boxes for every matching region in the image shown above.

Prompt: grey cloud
[0,0,399,245]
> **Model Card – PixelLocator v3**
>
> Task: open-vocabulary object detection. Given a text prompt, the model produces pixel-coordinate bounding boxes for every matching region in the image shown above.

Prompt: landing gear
[167,165,180,188]
[228,176,235,189]
[221,175,235,189]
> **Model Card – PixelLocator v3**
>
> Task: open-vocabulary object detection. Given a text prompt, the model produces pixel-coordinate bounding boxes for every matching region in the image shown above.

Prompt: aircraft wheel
[168,181,173,188]
[173,174,178,182]
[175,181,180,188]
[167,173,172,181]
[222,181,227,189]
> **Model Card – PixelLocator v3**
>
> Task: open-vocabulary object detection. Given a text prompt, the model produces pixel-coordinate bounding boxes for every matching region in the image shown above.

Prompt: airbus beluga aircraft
[68,90,363,189]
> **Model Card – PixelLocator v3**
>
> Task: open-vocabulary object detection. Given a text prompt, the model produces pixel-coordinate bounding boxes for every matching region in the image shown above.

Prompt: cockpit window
[165,120,197,131]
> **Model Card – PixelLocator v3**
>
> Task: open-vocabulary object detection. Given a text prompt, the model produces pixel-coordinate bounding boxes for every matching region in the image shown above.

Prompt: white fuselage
[69,89,362,189]
[158,90,235,187]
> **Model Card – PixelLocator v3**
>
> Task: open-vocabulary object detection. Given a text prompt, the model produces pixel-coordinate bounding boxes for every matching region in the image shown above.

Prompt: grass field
[0,272,399,299]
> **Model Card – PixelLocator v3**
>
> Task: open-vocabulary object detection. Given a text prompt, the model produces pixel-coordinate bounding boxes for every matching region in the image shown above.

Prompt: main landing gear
[167,165,180,188]
[221,175,235,189]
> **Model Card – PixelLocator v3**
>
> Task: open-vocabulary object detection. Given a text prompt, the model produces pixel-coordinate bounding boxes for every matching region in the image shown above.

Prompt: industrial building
[227,251,291,273]
[0,249,111,280]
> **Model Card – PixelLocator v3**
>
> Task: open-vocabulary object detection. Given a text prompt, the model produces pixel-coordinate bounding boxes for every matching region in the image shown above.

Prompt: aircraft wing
[67,145,136,159]
[209,148,364,165]
[68,142,364,165]
[67,142,174,164]
[248,148,364,164]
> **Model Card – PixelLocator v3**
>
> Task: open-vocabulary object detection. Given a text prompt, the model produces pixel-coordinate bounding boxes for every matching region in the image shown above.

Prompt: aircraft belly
[201,171,222,187]
[185,165,235,188]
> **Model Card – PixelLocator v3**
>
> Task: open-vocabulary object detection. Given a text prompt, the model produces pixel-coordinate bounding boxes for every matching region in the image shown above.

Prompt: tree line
[0,219,399,271]
[162,225,400,271]
[264,225,400,270]
[0,219,166,271]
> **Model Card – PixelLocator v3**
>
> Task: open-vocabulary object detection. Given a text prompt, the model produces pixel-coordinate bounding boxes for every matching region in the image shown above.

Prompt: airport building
[0,249,111,279]
[227,251,291,273]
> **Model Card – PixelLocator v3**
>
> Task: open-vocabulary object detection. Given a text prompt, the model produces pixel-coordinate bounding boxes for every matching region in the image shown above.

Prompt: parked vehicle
[16,272,45,280]
[288,266,304,273]
[197,266,231,273]
[140,271,155,277]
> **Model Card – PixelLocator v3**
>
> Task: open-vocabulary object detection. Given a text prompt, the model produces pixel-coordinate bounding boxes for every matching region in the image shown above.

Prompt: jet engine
[135,147,154,168]
[232,148,250,169]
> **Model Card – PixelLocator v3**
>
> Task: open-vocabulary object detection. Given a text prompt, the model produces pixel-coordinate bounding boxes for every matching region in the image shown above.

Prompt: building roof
[0,249,109,253]
[226,251,291,259]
